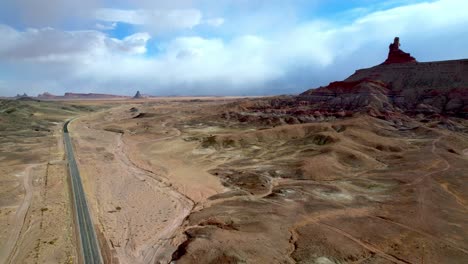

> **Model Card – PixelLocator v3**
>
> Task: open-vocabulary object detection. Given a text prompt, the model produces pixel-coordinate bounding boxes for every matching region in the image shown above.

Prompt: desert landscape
[65,91,468,263]
[1,38,468,263]
[2,90,468,263]
[0,99,105,263]
[1,1,468,263]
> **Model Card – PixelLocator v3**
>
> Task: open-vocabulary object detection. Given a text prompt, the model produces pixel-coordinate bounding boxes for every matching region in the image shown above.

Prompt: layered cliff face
[299,38,468,117]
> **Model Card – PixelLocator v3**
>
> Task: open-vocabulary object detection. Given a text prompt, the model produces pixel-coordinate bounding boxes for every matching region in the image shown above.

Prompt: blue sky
[0,0,467,96]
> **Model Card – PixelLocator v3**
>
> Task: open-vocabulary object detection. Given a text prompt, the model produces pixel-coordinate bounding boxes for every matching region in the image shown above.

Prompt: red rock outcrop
[297,37,468,117]
[383,37,417,64]
[227,38,467,125]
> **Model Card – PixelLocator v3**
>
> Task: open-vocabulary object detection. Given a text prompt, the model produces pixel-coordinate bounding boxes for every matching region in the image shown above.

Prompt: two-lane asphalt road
[64,120,103,264]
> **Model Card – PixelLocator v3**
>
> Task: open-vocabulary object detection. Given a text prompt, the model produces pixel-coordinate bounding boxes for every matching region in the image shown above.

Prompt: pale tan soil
[125,133,226,204]
[68,100,245,263]
[0,100,102,263]
[71,108,198,263]
[0,164,36,263]
[0,125,78,264]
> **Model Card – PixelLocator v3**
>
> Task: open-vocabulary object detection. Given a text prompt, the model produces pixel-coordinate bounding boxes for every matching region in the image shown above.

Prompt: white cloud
[0,0,99,27]
[72,35,281,90]
[95,8,203,32]
[0,25,150,62]
[202,18,225,27]
[95,22,117,30]
[106,33,151,55]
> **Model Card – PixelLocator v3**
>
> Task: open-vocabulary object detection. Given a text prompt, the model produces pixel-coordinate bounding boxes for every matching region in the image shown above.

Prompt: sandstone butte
[383,37,417,64]
[299,37,468,117]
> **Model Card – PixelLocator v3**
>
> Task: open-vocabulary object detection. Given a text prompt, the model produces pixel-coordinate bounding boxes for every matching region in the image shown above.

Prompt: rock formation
[297,38,467,117]
[37,92,56,99]
[38,92,129,99]
[383,37,417,64]
[62,93,128,99]
[133,91,142,99]
[15,93,28,98]
[225,37,467,125]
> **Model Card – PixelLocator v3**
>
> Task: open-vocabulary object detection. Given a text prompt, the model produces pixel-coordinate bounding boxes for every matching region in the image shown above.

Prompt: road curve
[64,120,103,264]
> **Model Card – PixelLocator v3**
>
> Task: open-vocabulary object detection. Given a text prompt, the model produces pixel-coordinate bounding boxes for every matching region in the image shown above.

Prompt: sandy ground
[75,100,466,264]
[0,124,77,264]
[0,164,36,263]
[0,99,106,263]
[9,97,465,264]
[123,123,226,204]
[71,107,204,263]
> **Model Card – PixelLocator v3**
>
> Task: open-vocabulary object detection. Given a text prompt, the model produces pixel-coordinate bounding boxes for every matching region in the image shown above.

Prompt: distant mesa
[37,92,130,99]
[37,92,56,99]
[16,96,39,102]
[63,92,128,99]
[15,93,29,98]
[383,37,417,64]
[14,92,39,101]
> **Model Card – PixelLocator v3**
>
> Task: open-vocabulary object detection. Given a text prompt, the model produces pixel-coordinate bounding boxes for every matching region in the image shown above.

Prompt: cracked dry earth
[71,99,468,264]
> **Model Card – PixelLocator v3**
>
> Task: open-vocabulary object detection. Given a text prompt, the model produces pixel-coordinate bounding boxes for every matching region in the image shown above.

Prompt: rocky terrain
[224,38,467,128]
[151,38,467,263]
[302,38,468,116]
[69,97,468,264]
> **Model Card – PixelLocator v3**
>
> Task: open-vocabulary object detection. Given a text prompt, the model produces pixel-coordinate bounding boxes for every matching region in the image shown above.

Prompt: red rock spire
[383,37,417,64]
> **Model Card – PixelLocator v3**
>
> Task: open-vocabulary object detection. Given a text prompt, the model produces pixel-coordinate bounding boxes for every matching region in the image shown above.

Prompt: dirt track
[0,164,36,263]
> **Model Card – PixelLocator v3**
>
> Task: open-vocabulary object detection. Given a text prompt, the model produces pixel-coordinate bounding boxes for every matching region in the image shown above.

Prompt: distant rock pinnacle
[133,91,142,99]
[383,37,417,64]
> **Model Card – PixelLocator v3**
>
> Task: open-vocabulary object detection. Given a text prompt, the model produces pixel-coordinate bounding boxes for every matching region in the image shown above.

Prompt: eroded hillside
[71,99,468,263]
